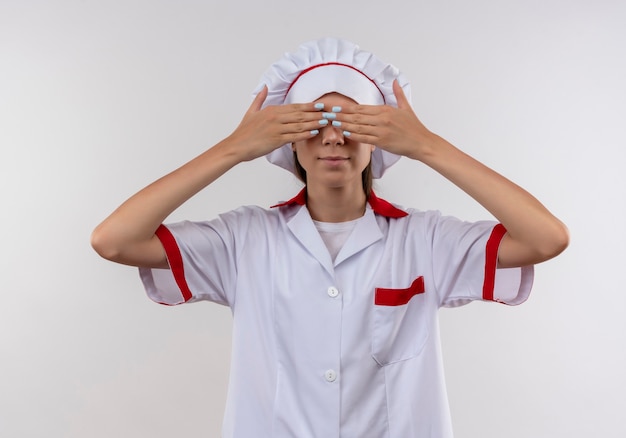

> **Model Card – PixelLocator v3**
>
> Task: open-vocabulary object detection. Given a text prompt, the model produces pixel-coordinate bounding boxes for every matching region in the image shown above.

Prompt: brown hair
[293,151,373,199]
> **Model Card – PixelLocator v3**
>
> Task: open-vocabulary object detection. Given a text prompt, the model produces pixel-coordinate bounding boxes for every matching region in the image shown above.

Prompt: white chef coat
[139,189,534,438]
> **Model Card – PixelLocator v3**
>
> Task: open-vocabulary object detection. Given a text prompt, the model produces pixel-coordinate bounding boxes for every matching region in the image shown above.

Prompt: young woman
[91,38,569,437]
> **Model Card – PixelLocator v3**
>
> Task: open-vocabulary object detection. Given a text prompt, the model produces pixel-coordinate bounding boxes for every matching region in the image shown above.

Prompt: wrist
[407,132,447,163]
[212,136,251,164]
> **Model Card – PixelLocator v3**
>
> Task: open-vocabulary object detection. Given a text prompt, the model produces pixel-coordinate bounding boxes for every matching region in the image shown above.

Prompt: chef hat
[254,37,411,179]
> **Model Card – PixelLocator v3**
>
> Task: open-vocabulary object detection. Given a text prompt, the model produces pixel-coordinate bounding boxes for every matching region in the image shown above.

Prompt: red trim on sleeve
[375,276,425,306]
[482,224,507,301]
[155,225,193,303]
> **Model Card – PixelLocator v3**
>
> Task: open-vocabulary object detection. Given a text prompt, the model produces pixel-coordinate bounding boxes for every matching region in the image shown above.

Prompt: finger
[280,118,332,136]
[246,85,268,115]
[339,124,377,140]
[272,105,336,128]
[277,102,327,116]
[279,127,324,145]
[333,118,380,141]
[393,80,410,110]
[341,130,379,146]
[331,111,382,131]
[330,103,381,116]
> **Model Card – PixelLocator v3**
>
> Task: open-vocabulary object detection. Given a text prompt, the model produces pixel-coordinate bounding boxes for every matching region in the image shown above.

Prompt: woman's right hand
[225,86,325,162]
[91,88,325,268]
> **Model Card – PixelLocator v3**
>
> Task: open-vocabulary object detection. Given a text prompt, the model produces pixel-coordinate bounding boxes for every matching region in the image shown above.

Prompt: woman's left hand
[332,80,436,161]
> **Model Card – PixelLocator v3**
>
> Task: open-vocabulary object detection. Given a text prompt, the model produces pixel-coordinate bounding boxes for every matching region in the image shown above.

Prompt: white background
[1,0,625,437]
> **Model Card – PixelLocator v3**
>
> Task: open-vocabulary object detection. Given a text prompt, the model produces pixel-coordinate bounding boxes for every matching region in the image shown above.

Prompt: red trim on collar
[271,189,408,219]
[368,191,409,218]
[270,189,307,208]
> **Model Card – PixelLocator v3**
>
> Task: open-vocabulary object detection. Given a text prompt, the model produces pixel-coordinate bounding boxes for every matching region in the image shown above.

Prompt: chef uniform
[139,38,534,438]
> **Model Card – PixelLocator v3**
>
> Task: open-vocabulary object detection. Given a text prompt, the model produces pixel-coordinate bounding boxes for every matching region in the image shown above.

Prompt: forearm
[326,81,568,267]
[416,135,569,267]
[91,139,242,266]
[91,88,327,267]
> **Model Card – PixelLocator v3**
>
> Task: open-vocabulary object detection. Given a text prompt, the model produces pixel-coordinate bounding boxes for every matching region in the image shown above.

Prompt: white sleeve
[138,209,249,307]
[426,214,534,308]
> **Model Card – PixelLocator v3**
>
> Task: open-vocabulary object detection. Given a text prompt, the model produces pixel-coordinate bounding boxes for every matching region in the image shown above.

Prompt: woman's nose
[321,125,345,146]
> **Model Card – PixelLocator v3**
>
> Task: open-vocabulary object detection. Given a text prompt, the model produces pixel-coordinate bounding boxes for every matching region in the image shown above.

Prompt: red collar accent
[271,189,408,219]
[271,189,307,208]
[368,191,409,218]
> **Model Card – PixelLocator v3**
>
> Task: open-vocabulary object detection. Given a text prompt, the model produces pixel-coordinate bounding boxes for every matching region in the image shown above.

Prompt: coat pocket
[375,276,425,306]
[371,276,430,366]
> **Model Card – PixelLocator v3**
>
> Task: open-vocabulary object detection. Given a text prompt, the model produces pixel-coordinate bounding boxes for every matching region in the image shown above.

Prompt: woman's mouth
[319,156,349,162]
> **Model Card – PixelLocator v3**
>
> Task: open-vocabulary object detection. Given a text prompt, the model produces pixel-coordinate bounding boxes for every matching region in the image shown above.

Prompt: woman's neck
[305,183,367,223]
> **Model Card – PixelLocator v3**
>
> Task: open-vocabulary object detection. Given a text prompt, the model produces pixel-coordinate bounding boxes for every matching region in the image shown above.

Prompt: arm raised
[91,87,325,268]
[334,81,569,268]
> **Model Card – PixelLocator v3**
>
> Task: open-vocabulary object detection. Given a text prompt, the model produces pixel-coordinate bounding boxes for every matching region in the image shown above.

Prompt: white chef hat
[253,37,411,179]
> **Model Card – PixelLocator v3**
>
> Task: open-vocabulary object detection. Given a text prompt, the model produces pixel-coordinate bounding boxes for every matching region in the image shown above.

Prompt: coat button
[324,369,337,382]
[327,286,339,298]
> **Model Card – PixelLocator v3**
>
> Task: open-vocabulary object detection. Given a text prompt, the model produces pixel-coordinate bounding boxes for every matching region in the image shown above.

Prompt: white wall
[1,0,624,436]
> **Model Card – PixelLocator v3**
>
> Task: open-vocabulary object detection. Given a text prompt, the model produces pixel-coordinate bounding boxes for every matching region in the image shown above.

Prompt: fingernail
[314,103,324,110]
[331,106,342,113]
[310,129,319,135]
[319,119,329,125]
[322,112,336,120]
[332,121,341,127]
[343,131,351,137]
